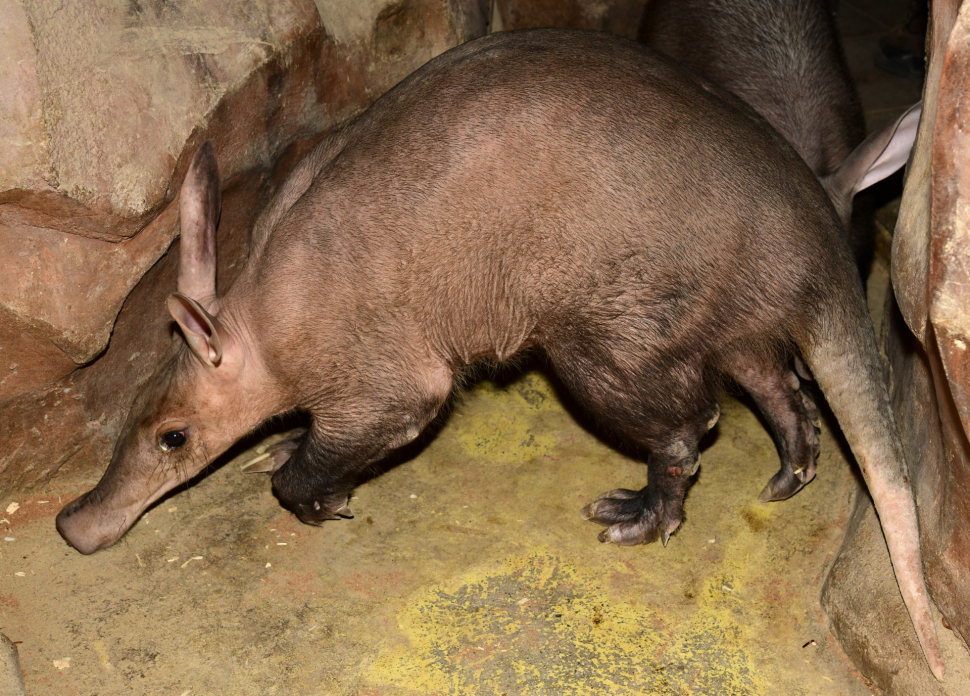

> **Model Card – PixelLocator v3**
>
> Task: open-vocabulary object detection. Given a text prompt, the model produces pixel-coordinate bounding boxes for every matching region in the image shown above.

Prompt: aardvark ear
[167,292,227,367]
[821,102,922,224]
[177,141,222,304]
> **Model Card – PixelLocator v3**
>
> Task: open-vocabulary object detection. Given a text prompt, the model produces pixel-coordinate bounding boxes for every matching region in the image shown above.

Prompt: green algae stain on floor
[366,550,767,696]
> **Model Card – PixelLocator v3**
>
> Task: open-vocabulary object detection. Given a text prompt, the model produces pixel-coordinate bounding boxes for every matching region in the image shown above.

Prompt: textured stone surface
[0,0,489,494]
[820,485,969,696]
[891,0,962,340]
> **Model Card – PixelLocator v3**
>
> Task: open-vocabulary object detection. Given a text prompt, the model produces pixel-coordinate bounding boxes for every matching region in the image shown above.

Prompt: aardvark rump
[640,0,923,504]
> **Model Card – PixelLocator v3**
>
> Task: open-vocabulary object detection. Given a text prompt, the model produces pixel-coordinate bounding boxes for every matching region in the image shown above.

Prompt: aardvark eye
[159,430,187,451]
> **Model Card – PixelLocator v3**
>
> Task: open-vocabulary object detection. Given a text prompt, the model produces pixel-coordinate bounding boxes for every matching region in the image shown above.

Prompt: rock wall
[0,0,491,494]
[821,0,970,691]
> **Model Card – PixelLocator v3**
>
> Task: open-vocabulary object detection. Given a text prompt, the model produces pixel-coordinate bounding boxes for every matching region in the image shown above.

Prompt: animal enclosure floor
[1,366,883,695]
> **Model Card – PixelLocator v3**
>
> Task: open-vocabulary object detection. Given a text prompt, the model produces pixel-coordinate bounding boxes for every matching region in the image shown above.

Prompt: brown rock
[891,0,963,341]
[0,204,180,365]
[821,488,945,696]
[0,312,76,403]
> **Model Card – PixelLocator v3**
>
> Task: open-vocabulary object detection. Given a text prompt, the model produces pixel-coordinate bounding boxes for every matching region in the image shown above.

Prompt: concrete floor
[0,1,944,695]
[4,368,873,695]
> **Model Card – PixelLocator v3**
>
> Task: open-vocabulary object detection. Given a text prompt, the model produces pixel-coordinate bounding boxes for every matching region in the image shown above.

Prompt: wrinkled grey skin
[55,30,943,678]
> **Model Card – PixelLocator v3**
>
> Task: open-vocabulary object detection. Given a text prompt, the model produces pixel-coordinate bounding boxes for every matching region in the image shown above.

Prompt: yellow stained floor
[2,355,876,695]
